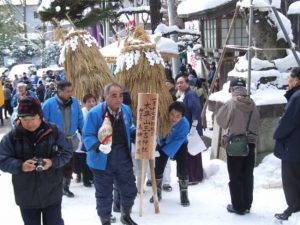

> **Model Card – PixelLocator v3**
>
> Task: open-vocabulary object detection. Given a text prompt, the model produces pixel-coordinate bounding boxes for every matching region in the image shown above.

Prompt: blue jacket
[183,87,203,136]
[0,122,72,209]
[274,86,300,162]
[42,96,83,137]
[160,117,189,158]
[83,102,136,170]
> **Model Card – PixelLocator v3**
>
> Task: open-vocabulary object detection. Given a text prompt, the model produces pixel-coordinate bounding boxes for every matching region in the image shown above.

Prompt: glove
[189,127,198,136]
[192,120,198,127]
[98,143,112,154]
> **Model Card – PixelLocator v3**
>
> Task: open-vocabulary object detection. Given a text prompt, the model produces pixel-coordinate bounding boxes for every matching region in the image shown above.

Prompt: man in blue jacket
[274,67,300,221]
[83,82,137,225]
[43,80,83,197]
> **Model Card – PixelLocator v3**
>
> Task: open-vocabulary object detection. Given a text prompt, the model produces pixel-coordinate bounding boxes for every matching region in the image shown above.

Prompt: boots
[179,179,190,207]
[63,178,75,198]
[120,207,138,225]
[100,216,111,225]
[149,178,162,203]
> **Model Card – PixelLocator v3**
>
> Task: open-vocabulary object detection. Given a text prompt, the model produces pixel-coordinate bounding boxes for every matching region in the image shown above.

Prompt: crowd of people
[0,62,299,225]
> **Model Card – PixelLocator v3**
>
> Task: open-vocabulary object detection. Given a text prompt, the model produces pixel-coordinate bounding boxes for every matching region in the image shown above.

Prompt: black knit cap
[18,96,43,118]
[230,77,246,88]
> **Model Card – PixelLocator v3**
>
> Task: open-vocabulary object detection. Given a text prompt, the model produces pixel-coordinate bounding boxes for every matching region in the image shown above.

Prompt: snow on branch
[117,6,150,15]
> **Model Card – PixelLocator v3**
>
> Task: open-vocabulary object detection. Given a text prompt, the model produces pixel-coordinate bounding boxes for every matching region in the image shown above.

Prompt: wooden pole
[139,159,146,217]
[149,159,160,213]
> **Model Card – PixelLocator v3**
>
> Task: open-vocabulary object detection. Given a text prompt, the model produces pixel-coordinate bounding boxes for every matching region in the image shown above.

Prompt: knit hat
[18,96,43,118]
[229,77,246,88]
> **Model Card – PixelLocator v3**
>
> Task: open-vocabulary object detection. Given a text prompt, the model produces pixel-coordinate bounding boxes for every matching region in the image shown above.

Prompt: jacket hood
[232,87,255,112]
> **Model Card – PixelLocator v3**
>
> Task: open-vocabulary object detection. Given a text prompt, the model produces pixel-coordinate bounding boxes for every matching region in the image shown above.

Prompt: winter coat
[83,102,136,170]
[42,96,83,138]
[0,122,72,209]
[216,87,260,144]
[182,87,203,135]
[159,117,189,158]
[274,85,300,162]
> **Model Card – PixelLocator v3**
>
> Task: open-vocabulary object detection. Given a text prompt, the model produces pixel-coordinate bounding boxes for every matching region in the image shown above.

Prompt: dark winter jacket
[274,85,300,162]
[0,122,72,209]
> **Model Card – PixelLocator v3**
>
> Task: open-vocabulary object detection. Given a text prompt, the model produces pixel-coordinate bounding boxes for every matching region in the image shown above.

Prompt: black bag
[226,134,249,156]
[225,111,253,157]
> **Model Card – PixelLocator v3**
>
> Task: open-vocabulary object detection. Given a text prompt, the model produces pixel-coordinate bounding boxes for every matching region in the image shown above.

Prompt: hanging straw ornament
[59,30,115,101]
[115,26,173,136]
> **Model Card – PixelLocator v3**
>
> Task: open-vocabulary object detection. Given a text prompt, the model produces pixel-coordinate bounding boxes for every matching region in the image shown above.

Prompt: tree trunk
[22,0,28,39]
[150,0,162,33]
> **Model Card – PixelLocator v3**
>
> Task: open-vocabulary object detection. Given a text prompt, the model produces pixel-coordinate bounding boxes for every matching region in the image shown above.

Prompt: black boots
[120,207,138,225]
[63,178,75,198]
[100,217,111,225]
[275,212,290,220]
[149,178,162,203]
[179,179,190,207]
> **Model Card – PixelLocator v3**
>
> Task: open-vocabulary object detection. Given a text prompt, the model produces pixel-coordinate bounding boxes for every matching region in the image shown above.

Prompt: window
[221,18,248,47]
[204,19,217,49]
[34,11,38,19]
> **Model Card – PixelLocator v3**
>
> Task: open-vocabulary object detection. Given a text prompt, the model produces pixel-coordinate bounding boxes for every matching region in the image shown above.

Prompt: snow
[117,6,150,14]
[177,0,232,16]
[37,0,55,12]
[288,1,300,15]
[8,64,36,81]
[1,143,300,225]
[209,47,300,106]
[238,0,281,9]
[155,23,201,36]
[100,35,178,62]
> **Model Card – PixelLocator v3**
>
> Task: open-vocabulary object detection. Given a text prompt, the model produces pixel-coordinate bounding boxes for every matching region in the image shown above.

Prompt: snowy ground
[0,124,300,225]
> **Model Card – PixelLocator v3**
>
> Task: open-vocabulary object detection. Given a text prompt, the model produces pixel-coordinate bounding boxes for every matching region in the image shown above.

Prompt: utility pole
[167,0,180,78]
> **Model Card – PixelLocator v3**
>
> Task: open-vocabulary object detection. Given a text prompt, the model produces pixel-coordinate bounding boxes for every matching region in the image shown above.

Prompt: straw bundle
[60,30,114,101]
[116,26,173,136]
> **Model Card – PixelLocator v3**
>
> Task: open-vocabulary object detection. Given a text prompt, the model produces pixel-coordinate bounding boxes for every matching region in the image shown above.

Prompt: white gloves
[99,143,112,154]
[192,120,198,127]
[189,127,198,136]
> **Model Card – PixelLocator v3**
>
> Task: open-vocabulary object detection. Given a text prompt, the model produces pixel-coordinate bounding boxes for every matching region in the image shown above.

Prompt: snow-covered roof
[0,0,39,5]
[238,0,281,9]
[177,0,232,17]
[155,23,200,36]
[287,1,300,15]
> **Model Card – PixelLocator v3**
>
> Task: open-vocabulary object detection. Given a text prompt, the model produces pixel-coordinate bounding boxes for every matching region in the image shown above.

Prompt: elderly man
[83,82,137,225]
[11,82,36,108]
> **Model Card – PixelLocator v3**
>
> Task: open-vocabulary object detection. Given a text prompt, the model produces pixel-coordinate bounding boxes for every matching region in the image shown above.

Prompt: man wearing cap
[43,80,83,198]
[216,77,259,215]
[0,96,72,225]
[273,67,300,220]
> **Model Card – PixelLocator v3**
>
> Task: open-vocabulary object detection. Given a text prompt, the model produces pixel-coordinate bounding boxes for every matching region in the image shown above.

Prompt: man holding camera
[0,96,72,225]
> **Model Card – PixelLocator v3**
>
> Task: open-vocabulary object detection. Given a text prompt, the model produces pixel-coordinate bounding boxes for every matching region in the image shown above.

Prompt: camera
[33,157,45,172]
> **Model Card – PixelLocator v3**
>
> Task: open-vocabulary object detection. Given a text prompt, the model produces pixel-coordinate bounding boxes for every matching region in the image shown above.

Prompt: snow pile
[287,1,300,15]
[254,154,282,189]
[37,0,55,12]
[204,159,229,188]
[209,48,300,106]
